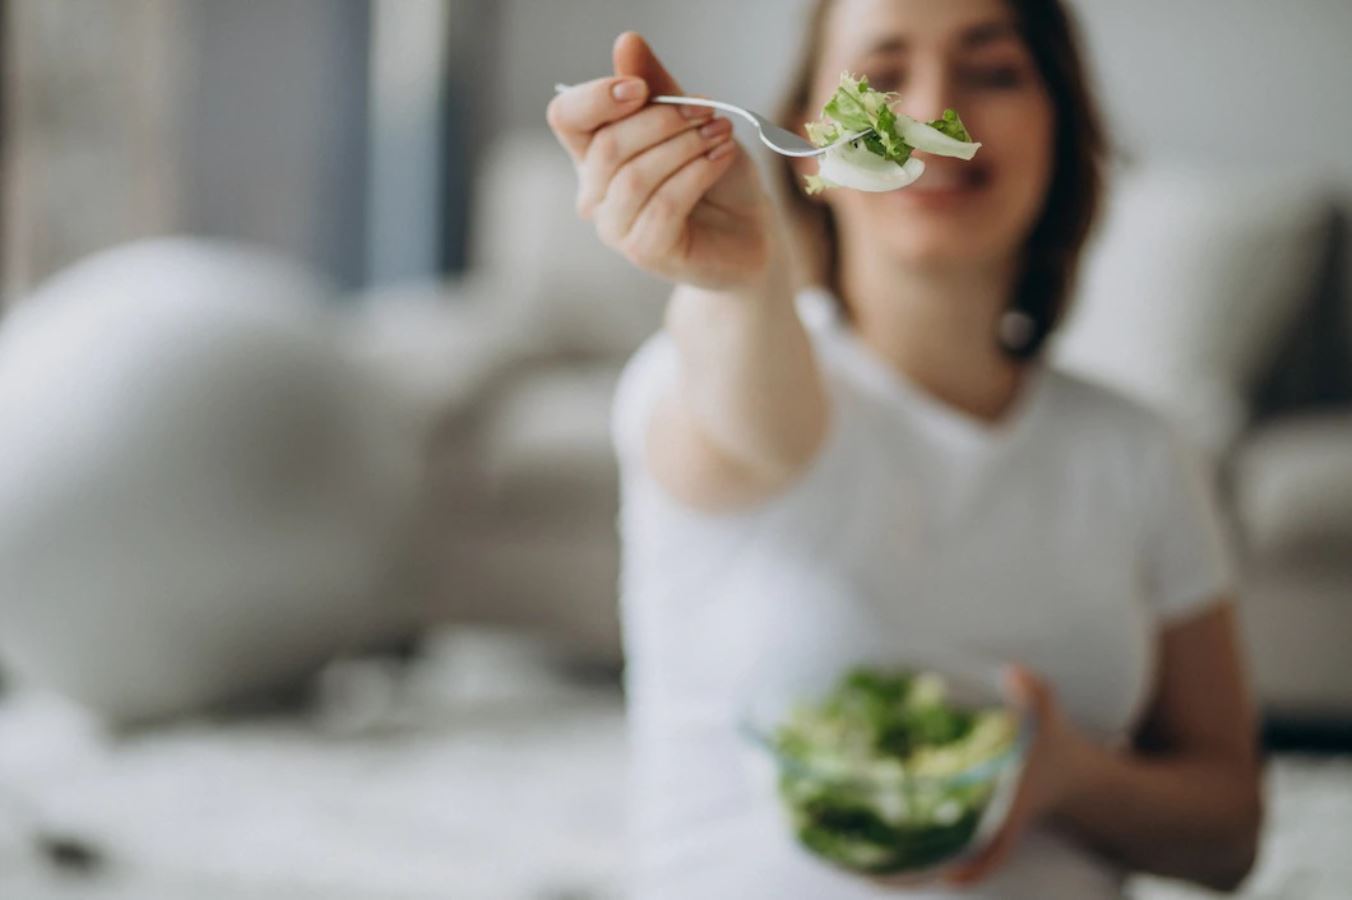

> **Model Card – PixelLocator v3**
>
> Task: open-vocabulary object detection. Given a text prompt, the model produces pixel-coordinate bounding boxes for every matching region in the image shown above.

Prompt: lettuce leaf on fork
[927,108,973,143]
[803,73,980,195]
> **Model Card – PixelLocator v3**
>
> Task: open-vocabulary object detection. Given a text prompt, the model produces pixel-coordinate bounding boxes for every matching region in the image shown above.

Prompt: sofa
[1053,168,1352,722]
[0,134,1346,726]
[405,134,1352,722]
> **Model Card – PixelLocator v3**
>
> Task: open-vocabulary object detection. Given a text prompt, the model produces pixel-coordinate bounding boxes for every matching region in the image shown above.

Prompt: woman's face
[807,0,1055,271]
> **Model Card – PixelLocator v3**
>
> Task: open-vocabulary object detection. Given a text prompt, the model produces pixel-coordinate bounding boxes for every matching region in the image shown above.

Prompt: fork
[552,83,868,158]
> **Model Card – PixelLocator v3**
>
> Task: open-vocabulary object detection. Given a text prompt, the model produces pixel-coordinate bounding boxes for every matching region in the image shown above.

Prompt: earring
[998,309,1037,353]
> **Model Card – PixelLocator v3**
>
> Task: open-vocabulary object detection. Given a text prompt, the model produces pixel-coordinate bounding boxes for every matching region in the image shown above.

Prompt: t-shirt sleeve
[611,331,680,470]
[610,330,872,556]
[1139,424,1237,623]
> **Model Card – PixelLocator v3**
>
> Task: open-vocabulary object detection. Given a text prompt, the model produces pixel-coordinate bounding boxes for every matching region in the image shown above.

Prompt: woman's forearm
[662,252,828,480]
[1056,738,1263,892]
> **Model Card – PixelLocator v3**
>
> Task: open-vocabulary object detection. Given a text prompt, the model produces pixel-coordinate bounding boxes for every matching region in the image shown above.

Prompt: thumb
[612,31,683,96]
[1002,664,1052,719]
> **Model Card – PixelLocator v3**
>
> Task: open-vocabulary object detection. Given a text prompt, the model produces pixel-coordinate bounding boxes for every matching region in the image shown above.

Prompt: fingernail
[699,118,729,140]
[680,103,708,120]
[706,139,736,161]
[612,78,646,102]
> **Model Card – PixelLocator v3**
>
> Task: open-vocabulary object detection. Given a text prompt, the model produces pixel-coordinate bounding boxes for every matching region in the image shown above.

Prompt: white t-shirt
[611,288,1234,900]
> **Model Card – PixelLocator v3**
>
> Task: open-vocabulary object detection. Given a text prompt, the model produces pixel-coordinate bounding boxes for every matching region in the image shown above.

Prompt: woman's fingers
[545,75,650,163]
[625,139,740,265]
[594,119,734,255]
[944,810,1021,885]
[613,32,682,96]
[945,666,1056,887]
[576,104,713,219]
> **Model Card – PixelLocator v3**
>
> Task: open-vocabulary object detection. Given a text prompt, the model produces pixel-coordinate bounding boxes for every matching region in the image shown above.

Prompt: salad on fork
[803,72,982,194]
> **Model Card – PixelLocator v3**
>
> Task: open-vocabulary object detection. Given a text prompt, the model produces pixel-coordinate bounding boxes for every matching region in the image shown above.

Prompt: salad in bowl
[742,664,1030,877]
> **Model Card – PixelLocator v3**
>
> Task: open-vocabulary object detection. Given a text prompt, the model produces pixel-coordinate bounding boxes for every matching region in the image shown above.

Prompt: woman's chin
[851,185,1031,270]
[880,231,1007,270]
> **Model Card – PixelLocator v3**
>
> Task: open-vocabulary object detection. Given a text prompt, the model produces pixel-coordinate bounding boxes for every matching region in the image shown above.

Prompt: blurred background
[0,1,1350,898]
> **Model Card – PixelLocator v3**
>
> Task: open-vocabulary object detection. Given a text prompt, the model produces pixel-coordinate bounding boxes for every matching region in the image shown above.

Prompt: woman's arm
[1054,602,1263,891]
[547,33,829,513]
[650,274,828,513]
[611,33,830,513]
[945,602,1262,893]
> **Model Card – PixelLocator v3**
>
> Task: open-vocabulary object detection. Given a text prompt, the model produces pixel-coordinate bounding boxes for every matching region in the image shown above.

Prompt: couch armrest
[343,274,533,432]
[1232,412,1352,559]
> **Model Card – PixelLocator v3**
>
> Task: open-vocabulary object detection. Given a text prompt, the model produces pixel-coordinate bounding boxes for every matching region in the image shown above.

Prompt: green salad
[803,73,982,195]
[772,667,1017,874]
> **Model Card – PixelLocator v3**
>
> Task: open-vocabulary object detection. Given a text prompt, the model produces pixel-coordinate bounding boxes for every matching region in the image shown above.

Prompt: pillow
[343,274,531,427]
[1232,412,1352,559]
[471,134,670,361]
[1052,166,1331,456]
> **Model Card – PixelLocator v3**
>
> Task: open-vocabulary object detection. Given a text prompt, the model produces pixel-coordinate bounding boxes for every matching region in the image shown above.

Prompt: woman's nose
[899,66,956,123]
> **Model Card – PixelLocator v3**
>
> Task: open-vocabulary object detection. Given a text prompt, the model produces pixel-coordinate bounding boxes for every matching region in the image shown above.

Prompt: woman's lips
[896,161,992,204]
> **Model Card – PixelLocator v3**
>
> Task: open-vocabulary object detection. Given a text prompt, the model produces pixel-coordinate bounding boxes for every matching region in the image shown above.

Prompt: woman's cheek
[989,117,1056,233]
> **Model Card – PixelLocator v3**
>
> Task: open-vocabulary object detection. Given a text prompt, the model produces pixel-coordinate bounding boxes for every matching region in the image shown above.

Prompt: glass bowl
[739,660,1033,879]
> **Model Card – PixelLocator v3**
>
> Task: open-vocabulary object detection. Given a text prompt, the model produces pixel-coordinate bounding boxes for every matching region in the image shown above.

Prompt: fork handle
[651,96,762,129]
[552,83,761,129]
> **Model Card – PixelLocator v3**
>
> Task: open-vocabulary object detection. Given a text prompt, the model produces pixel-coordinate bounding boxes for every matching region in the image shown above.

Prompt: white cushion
[480,364,621,512]
[343,274,530,427]
[472,134,669,359]
[1233,413,1352,559]
[1052,166,1330,455]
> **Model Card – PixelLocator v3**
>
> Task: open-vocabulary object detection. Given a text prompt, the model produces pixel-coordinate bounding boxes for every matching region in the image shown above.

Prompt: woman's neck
[839,250,1026,424]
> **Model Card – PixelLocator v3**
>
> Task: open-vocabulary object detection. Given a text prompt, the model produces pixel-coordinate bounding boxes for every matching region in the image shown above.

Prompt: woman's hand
[876,608,1263,892]
[940,665,1088,887]
[546,32,775,292]
[548,33,822,514]
[859,665,1089,891]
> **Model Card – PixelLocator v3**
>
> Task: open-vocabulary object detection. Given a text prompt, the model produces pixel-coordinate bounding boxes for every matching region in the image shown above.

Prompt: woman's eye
[960,66,1024,89]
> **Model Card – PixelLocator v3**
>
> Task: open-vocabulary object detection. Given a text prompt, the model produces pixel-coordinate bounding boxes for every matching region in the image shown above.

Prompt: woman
[547,1,1262,897]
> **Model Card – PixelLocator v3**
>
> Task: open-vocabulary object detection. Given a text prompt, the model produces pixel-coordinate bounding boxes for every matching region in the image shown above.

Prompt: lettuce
[928,108,973,143]
[803,73,981,193]
[772,666,1017,874]
[812,73,913,166]
[803,173,838,195]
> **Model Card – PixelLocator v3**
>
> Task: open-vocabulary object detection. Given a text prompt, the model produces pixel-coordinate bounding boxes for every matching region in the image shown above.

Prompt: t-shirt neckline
[798,286,1049,454]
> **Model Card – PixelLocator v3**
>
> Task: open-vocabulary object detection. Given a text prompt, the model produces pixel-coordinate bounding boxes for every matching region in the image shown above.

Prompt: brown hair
[775,0,1106,360]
